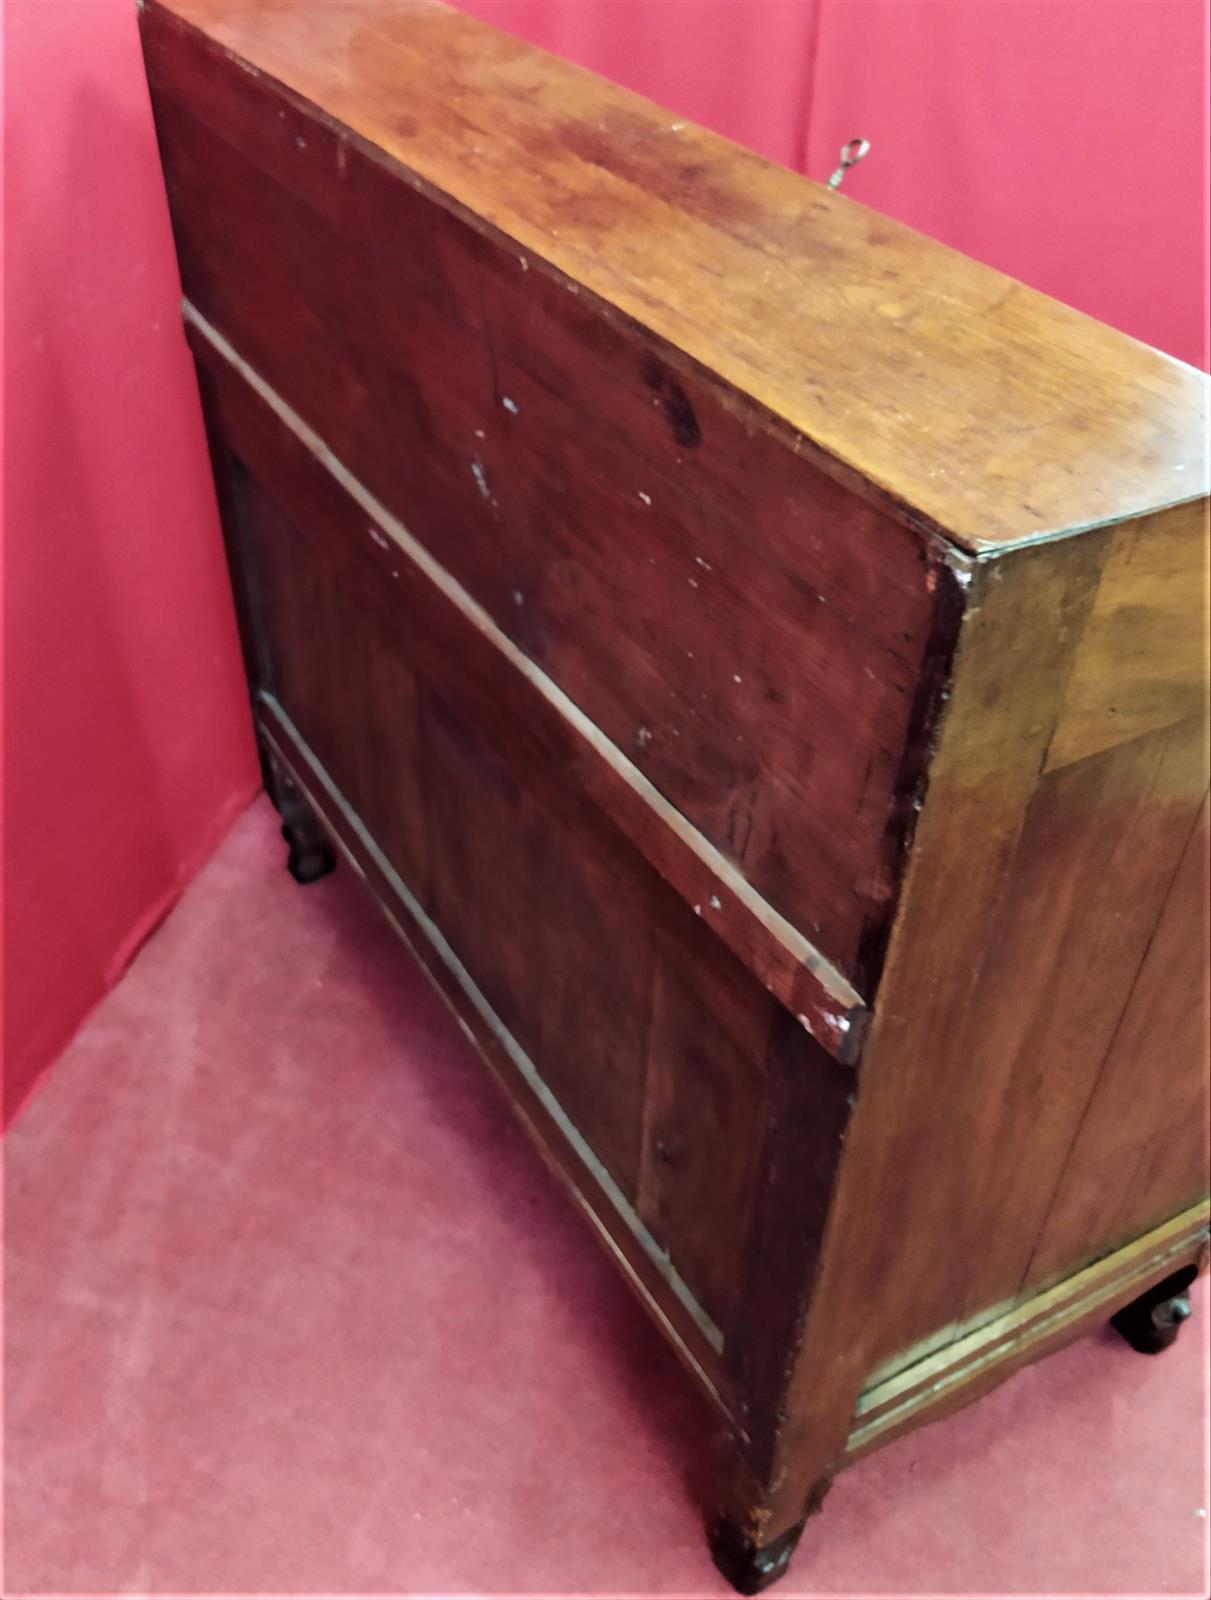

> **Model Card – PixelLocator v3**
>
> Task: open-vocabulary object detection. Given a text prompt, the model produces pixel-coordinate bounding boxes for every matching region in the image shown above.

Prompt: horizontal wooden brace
[187,300,870,1063]
[258,699,744,1425]
[844,1199,1211,1461]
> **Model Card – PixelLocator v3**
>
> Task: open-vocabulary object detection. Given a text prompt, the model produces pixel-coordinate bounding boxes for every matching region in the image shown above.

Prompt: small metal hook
[827,137,870,191]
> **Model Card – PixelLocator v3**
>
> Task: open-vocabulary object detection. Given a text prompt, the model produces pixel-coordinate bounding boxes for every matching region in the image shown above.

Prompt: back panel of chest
[142,12,950,1001]
[191,328,857,1413]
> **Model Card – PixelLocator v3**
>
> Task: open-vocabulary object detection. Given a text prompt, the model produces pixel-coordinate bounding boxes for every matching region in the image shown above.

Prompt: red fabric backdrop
[459,0,1209,367]
[4,0,1207,1122]
[802,0,1209,369]
[4,0,260,1121]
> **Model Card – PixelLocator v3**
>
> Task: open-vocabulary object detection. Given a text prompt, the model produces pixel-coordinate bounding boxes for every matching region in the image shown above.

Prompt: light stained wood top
[148,0,1209,554]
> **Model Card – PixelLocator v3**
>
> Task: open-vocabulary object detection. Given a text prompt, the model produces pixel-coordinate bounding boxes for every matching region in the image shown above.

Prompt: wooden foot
[276,778,336,884]
[708,1514,806,1596]
[1110,1266,1196,1354]
[260,744,337,883]
[708,1474,830,1595]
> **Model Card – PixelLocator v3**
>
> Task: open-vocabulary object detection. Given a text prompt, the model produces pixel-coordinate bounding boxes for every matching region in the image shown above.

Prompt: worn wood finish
[233,440,805,1358]
[144,40,943,991]
[745,519,1208,1549]
[846,1203,1210,1460]
[142,1,1210,1589]
[187,316,866,1058]
[142,0,1206,553]
[257,696,734,1407]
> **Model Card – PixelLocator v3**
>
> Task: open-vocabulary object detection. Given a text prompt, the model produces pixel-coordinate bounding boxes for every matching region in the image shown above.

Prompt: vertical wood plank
[1024,791,1211,1289]
[638,904,776,1334]
[529,796,657,1203]
[713,1008,855,1535]
[144,56,941,983]
[946,715,1208,1324]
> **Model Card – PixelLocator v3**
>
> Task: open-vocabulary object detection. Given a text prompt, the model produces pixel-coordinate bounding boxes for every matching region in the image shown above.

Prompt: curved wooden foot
[275,777,336,885]
[283,825,336,884]
[708,1514,806,1596]
[708,1472,829,1595]
[1110,1266,1196,1354]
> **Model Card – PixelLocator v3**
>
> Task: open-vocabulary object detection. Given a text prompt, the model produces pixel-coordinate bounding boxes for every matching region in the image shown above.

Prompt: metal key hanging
[827,137,870,191]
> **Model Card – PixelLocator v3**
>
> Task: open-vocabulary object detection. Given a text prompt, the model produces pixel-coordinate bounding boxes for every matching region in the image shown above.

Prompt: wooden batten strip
[185,299,869,1061]
[258,702,741,1416]
[845,1201,1211,1458]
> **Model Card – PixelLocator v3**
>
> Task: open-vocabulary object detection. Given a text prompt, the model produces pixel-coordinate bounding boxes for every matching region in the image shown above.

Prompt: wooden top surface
[146,0,1209,554]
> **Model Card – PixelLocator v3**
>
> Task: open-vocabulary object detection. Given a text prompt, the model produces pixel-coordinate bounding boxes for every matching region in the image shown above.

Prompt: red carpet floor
[5,796,1209,1597]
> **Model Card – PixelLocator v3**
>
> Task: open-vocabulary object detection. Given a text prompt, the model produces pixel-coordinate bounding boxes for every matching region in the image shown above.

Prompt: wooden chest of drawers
[140,1,1210,1587]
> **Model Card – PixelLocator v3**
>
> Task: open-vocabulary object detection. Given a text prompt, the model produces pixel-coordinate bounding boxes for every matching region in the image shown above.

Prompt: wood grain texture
[1024,794,1211,1292]
[145,28,947,991]
[638,910,775,1336]
[143,0,1207,552]
[143,2,1211,1582]
[187,322,867,1060]
[723,1010,855,1492]
[1044,499,1210,772]
[208,366,816,1365]
[740,515,1208,1546]
[731,537,1112,1542]
[936,713,1209,1335]
[258,698,738,1408]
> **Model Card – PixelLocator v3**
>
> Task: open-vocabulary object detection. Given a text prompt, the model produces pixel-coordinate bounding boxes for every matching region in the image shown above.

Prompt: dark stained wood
[715,1010,854,1536]
[143,0,1206,552]
[144,53,943,988]
[637,905,776,1335]
[845,1205,1209,1460]
[187,323,866,1059]
[257,695,735,1404]
[141,2,1211,1589]
[708,1502,815,1596]
[727,1013,855,1466]
[218,411,801,1372]
[421,681,658,1204]
[272,761,336,885]
[238,470,433,894]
